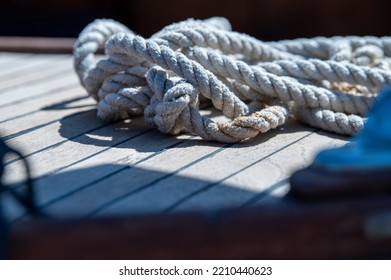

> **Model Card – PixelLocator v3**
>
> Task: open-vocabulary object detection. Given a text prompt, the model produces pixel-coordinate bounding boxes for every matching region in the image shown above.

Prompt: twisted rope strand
[105,33,249,118]
[267,36,391,58]
[144,67,288,142]
[153,28,303,61]
[73,18,391,142]
[184,47,374,115]
[73,19,132,94]
[257,59,391,90]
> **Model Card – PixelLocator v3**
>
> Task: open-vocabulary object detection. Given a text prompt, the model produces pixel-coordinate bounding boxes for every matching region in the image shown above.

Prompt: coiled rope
[73,17,391,143]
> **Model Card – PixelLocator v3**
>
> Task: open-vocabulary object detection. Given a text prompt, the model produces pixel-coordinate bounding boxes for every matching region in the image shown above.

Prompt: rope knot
[144,67,199,134]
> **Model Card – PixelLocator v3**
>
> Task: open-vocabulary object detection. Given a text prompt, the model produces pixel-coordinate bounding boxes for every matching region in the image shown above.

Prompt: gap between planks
[1,53,351,222]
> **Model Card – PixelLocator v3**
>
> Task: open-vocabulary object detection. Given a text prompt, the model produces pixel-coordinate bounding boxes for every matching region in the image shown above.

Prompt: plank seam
[162,130,316,213]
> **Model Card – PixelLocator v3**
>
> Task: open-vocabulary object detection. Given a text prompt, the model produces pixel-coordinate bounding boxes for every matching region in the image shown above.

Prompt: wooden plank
[0,52,29,59]
[8,121,324,221]
[0,55,71,90]
[248,132,349,206]
[2,132,191,222]
[3,109,110,171]
[0,53,32,68]
[2,91,349,222]
[0,54,67,80]
[9,196,391,259]
[33,131,184,204]
[0,85,89,125]
[3,50,389,260]
[38,138,226,218]
[2,108,101,152]
[0,70,77,108]
[0,89,93,143]
[0,55,44,76]
[4,116,148,183]
[248,180,291,205]
[171,131,349,211]
[89,123,317,217]
[0,52,354,226]
[0,37,76,54]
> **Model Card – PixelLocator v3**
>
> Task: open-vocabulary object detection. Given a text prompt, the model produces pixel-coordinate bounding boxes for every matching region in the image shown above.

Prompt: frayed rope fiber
[73,17,391,143]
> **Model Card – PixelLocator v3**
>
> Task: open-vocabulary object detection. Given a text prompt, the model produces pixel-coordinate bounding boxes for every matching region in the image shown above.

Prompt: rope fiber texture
[73,17,391,143]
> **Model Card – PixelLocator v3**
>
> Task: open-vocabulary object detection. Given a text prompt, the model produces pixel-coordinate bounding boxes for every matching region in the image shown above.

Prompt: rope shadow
[57,107,319,153]
[57,109,157,150]
[2,163,277,223]
[41,96,92,111]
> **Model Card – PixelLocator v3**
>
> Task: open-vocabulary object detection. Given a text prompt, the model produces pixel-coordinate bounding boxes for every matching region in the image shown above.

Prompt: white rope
[73,18,391,143]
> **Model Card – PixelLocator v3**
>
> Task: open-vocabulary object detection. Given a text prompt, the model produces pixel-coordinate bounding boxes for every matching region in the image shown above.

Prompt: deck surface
[0,53,349,222]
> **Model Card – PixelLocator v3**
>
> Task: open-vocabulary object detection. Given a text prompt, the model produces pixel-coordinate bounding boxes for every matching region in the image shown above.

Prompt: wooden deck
[0,52,350,223]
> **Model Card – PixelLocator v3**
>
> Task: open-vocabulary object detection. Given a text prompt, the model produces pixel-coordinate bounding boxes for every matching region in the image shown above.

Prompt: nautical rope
[73,17,391,143]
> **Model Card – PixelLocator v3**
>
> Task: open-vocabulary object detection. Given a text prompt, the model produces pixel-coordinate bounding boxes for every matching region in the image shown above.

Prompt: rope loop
[73,17,391,143]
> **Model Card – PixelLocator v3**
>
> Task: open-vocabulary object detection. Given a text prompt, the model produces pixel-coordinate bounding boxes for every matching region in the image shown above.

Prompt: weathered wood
[0,54,56,78]
[0,37,75,54]
[1,52,349,221]
[42,138,225,218]
[171,131,348,212]
[0,86,90,125]
[8,196,391,259]
[0,55,70,90]
[2,132,192,222]
[290,166,391,199]
[96,125,312,216]
[0,53,32,69]
[3,52,379,260]
[0,71,77,108]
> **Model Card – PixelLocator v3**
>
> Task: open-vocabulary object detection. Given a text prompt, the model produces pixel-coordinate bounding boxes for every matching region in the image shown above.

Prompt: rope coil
[73,17,391,143]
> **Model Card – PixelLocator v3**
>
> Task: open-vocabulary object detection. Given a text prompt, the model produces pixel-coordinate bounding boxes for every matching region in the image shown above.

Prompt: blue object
[314,86,391,172]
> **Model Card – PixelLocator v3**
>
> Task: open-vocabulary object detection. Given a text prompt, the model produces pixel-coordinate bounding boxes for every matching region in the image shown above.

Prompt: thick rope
[73,18,391,143]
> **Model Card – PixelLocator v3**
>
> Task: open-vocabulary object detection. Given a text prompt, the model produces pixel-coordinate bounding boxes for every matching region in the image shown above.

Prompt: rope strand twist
[73,17,391,143]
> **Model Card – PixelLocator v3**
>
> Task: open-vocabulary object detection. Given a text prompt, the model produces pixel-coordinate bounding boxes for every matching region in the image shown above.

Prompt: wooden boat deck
[3,49,391,260]
[0,52,349,222]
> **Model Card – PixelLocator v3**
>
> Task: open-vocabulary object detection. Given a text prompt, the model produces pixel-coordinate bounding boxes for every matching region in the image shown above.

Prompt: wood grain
[1,53,350,220]
[2,52,380,260]
[0,37,75,54]
[9,196,391,259]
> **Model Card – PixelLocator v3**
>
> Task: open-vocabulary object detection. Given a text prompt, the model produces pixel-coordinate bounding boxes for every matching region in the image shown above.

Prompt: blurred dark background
[1,0,390,40]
